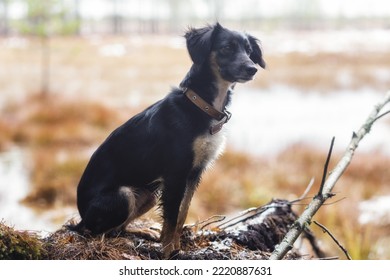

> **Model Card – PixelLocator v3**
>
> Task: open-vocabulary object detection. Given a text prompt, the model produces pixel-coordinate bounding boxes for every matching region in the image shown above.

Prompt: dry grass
[1,36,389,102]
[22,150,87,208]
[252,52,390,91]
[0,36,189,102]
[0,95,135,209]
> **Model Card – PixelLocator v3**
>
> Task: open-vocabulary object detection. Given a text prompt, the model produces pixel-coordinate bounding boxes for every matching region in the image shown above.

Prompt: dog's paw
[167,249,180,260]
[162,246,180,260]
[127,227,160,241]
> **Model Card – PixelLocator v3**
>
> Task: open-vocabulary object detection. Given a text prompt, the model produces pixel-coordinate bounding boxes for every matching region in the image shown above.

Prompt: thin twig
[373,109,390,122]
[322,197,346,206]
[313,220,352,260]
[218,201,290,230]
[269,91,390,260]
[302,228,327,258]
[294,177,315,203]
[314,256,339,260]
[290,197,314,205]
[217,207,258,229]
[218,205,272,229]
[318,137,335,195]
[199,215,226,230]
[185,215,226,230]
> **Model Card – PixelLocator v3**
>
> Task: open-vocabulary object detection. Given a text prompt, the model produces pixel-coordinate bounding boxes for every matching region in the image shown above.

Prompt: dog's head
[184,23,266,83]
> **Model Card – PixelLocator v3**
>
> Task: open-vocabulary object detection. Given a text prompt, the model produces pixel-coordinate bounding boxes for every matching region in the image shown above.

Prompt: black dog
[70,23,265,258]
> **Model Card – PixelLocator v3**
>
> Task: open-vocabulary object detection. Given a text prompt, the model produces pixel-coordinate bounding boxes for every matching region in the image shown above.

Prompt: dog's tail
[66,219,85,233]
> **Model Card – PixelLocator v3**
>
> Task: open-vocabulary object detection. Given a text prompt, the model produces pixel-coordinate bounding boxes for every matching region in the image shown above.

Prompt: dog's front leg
[160,222,176,259]
[160,178,187,259]
[160,170,202,258]
[173,185,197,249]
[173,170,202,249]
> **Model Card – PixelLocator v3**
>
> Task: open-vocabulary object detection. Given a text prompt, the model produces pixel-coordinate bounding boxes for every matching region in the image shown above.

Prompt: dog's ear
[184,23,222,65]
[248,35,266,69]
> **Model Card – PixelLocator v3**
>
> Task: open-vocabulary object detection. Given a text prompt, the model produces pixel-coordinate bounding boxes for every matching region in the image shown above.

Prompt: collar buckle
[184,88,232,135]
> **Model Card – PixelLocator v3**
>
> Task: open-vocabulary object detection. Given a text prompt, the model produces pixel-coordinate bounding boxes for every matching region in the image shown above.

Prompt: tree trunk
[1,0,9,35]
[40,35,50,98]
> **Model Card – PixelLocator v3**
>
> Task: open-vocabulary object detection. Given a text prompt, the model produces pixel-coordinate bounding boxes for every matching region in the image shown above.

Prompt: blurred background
[0,0,390,259]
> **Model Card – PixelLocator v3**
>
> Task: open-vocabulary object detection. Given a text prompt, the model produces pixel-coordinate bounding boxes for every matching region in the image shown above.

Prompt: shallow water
[0,148,70,233]
[227,87,390,157]
[0,149,38,230]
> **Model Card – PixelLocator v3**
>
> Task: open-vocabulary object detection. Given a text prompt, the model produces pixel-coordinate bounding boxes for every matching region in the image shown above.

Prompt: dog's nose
[245,65,258,76]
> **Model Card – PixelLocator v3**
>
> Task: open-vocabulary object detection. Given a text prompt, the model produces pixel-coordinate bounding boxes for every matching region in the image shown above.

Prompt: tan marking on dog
[192,132,226,169]
[210,52,234,111]
[118,186,158,231]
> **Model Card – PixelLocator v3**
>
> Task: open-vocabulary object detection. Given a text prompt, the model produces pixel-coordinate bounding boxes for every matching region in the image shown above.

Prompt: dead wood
[41,199,310,260]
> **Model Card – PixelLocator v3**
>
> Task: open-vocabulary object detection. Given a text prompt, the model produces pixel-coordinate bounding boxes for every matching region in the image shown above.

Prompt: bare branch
[269,91,390,260]
[313,220,352,260]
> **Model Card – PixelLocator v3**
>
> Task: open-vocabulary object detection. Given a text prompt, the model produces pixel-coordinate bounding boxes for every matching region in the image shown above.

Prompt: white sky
[5,0,390,19]
[320,0,390,17]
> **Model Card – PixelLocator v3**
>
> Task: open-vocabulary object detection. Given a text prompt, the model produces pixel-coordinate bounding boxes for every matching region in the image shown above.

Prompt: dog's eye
[220,44,234,54]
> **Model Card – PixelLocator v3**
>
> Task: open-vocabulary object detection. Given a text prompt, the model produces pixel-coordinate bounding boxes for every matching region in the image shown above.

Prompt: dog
[69,22,266,258]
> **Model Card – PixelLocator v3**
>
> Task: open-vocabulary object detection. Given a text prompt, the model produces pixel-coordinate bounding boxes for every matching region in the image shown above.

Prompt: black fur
[69,23,265,258]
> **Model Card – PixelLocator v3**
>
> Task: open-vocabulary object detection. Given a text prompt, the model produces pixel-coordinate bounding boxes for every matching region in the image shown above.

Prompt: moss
[0,222,45,260]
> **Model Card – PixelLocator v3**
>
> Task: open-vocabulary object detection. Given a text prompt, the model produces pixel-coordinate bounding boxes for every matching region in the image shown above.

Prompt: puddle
[0,148,72,233]
[227,88,390,157]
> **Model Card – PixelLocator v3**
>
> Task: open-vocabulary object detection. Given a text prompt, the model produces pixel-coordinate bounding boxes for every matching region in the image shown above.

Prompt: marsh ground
[0,30,389,259]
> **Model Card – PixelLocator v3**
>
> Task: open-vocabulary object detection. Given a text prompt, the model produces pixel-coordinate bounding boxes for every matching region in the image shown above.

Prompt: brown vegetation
[1,36,389,102]
[0,95,128,209]
[253,52,390,91]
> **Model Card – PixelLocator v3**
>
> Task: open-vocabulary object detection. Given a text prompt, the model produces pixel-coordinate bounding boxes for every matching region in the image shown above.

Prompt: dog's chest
[192,130,226,169]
